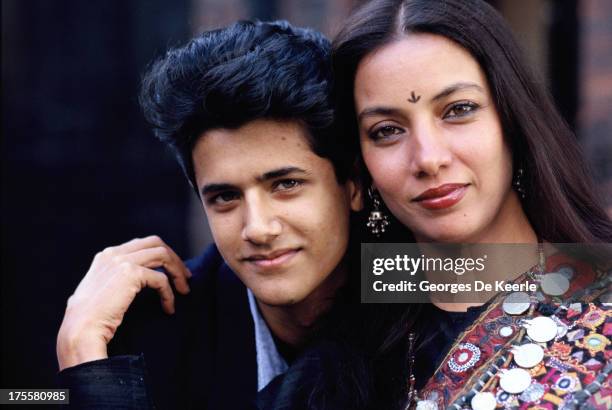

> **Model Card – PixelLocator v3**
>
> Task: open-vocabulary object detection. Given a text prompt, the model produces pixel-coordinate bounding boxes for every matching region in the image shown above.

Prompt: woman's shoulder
[417,250,611,409]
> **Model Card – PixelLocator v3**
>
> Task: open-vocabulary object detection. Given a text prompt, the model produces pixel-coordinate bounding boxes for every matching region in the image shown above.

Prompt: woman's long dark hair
[333,0,612,244]
[303,0,612,408]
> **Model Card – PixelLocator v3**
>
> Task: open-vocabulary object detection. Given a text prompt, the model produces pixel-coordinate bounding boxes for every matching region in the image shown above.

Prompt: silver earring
[513,167,526,199]
[367,187,390,237]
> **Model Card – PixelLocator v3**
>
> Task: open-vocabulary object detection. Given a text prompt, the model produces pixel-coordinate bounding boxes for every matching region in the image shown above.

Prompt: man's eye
[444,102,479,119]
[368,125,403,141]
[272,179,302,192]
[209,191,239,205]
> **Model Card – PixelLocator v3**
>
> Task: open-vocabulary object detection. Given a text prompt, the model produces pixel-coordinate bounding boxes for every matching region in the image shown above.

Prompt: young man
[56,21,361,409]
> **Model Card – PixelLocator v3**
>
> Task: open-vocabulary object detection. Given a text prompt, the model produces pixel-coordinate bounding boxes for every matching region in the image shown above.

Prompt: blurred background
[2,0,611,389]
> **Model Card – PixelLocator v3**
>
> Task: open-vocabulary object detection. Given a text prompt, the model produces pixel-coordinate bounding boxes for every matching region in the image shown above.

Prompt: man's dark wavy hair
[140,20,349,193]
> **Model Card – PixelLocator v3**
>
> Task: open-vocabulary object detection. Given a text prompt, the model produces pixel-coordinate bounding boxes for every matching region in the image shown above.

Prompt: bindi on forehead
[407,91,421,103]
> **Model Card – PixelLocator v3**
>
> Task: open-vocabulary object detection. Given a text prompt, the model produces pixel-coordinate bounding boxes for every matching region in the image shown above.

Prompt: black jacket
[58,245,259,409]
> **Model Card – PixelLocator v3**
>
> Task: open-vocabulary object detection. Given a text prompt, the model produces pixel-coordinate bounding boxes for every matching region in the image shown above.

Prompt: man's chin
[255,293,300,307]
[252,286,306,307]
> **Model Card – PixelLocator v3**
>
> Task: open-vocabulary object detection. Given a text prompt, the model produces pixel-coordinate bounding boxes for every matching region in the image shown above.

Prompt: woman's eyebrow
[357,83,484,123]
[357,106,405,123]
[431,82,484,102]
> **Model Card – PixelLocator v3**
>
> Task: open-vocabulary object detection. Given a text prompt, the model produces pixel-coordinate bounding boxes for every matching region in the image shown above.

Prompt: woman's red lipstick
[413,183,468,210]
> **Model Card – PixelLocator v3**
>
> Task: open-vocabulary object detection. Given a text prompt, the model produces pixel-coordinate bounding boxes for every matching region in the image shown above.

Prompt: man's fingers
[105,235,167,256]
[138,267,176,315]
[120,246,191,294]
[98,235,192,295]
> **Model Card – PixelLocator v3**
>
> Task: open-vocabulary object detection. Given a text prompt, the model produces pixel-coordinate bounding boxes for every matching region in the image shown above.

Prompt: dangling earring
[367,187,390,237]
[512,167,526,199]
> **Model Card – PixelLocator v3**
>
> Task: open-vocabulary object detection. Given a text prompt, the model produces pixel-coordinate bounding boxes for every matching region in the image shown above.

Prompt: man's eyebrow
[200,167,309,196]
[357,107,405,123]
[431,82,484,102]
[201,183,237,197]
[257,166,309,182]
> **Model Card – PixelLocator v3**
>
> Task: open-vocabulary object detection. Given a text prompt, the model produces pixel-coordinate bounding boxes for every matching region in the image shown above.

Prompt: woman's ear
[346,157,366,212]
[346,178,363,212]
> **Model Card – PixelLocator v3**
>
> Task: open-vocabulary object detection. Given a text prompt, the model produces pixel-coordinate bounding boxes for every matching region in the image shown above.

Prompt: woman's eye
[273,179,302,192]
[444,102,479,119]
[369,125,403,141]
[209,191,239,205]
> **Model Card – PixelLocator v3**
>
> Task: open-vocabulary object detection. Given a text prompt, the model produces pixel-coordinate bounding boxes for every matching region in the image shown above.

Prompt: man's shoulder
[108,243,255,380]
[184,243,224,276]
[184,243,244,296]
[108,243,258,407]
[119,243,244,322]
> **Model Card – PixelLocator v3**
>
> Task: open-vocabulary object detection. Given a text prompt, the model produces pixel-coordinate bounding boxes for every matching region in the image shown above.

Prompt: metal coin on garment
[499,368,532,394]
[557,266,575,280]
[499,326,514,338]
[470,392,497,410]
[512,343,544,368]
[525,316,558,342]
[415,400,438,410]
[540,272,570,296]
[503,292,531,315]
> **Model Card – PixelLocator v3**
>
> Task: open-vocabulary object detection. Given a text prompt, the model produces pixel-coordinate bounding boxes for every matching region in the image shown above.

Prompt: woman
[330,0,612,409]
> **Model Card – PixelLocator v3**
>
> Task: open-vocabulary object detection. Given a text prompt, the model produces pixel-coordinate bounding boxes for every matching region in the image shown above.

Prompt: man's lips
[242,248,301,268]
[412,183,469,210]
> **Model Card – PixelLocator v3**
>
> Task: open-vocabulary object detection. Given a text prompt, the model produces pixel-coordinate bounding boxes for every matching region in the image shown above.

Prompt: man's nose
[241,194,282,245]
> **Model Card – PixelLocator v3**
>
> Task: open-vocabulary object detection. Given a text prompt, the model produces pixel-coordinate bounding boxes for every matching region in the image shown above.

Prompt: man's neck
[256,261,348,349]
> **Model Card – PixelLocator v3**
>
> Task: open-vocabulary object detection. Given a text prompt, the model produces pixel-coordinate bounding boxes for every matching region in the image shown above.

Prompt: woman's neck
[470,191,538,244]
[426,192,539,312]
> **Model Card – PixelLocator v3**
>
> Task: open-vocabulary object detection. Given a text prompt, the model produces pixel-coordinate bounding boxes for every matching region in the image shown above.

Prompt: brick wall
[579,0,612,212]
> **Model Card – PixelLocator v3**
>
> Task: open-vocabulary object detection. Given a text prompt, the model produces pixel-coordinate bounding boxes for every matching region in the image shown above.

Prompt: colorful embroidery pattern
[448,343,482,373]
[418,254,611,409]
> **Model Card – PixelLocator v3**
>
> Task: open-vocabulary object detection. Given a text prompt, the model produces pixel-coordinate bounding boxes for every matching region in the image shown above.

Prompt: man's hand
[56,235,191,370]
